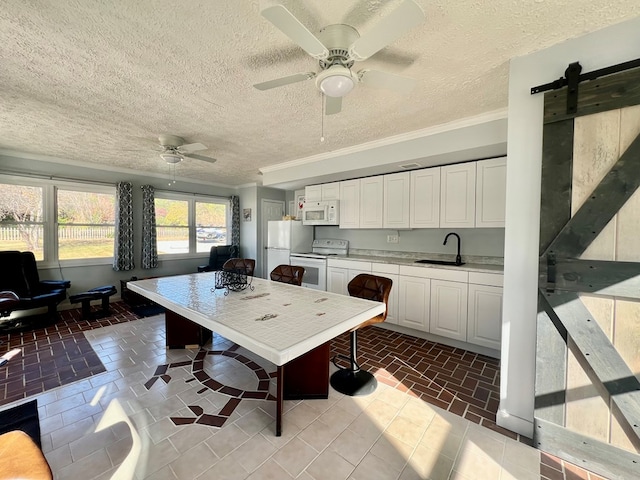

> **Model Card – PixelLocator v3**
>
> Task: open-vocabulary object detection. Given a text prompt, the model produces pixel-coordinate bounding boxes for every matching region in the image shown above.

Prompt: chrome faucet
[443,232,462,266]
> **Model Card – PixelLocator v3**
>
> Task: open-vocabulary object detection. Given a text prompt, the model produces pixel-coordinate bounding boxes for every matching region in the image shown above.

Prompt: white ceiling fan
[254,0,425,115]
[157,134,216,164]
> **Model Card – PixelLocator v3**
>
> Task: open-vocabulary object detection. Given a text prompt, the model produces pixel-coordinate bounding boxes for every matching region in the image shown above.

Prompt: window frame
[154,191,231,259]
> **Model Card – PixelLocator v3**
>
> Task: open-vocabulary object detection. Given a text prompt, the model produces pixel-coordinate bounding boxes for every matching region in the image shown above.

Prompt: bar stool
[222,258,255,277]
[330,273,392,396]
[270,265,305,286]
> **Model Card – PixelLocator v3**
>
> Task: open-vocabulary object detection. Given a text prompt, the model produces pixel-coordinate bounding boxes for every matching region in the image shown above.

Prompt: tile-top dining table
[127,272,385,436]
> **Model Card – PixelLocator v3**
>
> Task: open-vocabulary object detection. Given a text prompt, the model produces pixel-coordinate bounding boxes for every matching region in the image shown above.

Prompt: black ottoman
[69,285,117,319]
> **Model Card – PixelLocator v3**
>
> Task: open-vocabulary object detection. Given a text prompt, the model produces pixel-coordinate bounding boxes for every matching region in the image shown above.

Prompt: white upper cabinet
[305,185,322,203]
[359,176,384,228]
[440,163,476,228]
[305,182,340,202]
[321,182,340,201]
[339,179,360,229]
[383,172,410,229]
[410,167,440,228]
[475,157,507,227]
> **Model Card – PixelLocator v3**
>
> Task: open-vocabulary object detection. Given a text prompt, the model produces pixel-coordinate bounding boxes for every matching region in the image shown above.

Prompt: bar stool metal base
[330,369,377,397]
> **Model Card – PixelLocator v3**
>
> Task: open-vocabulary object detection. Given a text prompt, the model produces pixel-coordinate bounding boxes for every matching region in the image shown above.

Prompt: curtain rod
[0,169,115,187]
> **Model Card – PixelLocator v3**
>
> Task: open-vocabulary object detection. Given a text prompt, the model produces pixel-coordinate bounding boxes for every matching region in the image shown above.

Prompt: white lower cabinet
[330,258,504,353]
[327,267,349,295]
[430,280,468,341]
[467,285,502,349]
[398,275,430,331]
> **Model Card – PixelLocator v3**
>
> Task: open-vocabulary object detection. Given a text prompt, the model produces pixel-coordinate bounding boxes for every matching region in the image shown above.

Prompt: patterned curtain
[141,185,158,269]
[113,181,134,271]
[230,195,240,249]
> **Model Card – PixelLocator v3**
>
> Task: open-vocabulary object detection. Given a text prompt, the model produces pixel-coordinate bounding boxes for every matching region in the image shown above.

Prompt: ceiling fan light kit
[254,0,425,115]
[160,152,183,164]
[316,65,355,97]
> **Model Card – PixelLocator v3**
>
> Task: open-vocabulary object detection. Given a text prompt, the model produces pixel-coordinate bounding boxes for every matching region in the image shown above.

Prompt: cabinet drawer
[371,263,400,275]
[327,258,371,270]
[468,272,503,287]
[399,265,468,282]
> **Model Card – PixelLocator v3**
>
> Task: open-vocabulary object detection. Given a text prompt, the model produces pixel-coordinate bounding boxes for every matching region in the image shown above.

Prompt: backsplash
[349,248,503,265]
[315,226,505,260]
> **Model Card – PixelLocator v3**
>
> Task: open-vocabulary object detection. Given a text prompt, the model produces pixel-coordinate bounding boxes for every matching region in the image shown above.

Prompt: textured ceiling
[1,1,639,187]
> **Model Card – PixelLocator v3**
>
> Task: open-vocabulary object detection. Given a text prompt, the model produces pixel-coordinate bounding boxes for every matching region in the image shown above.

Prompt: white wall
[499,16,640,437]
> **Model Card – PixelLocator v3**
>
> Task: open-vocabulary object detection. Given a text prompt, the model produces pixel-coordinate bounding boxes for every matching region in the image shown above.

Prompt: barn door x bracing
[535,64,640,479]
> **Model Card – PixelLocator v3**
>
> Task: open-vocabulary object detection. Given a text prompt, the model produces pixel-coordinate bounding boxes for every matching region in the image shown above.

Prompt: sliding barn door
[535,67,640,479]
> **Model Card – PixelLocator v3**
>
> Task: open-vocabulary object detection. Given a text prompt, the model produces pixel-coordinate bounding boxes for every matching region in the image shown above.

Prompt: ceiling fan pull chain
[321,94,325,142]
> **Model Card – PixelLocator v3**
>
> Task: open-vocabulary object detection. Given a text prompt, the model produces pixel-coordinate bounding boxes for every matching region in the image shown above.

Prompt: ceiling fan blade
[349,0,425,61]
[179,142,207,153]
[261,4,329,60]
[358,69,417,94]
[254,72,315,91]
[183,153,217,164]
[325,95,342,115]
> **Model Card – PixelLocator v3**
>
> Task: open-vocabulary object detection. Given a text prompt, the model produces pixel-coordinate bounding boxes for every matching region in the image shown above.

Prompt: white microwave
[302,200,339,226]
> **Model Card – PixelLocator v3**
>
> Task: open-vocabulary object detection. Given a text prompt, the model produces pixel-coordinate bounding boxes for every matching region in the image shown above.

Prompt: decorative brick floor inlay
[0,301,140,406]
[145,344,276,429]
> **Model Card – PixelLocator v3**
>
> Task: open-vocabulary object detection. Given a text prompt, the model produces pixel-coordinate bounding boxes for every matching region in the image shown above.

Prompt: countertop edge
[327,254,504,274]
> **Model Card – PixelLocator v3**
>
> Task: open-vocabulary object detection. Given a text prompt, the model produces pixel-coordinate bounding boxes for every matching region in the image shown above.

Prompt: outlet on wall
[387,234,399,244]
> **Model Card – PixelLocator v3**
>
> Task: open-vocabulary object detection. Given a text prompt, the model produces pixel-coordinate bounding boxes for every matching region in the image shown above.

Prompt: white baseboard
[496,408,534,438]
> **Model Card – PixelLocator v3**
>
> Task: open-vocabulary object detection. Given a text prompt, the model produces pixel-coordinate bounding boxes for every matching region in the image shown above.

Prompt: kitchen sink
[415,259,465,266]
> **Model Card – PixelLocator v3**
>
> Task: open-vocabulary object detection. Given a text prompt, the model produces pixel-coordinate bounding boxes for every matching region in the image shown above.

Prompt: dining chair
[222,258,256,277]
[330,273,392,396]
[270,265,305,286]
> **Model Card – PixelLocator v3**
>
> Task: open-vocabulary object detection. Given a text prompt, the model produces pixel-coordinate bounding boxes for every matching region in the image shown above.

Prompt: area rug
[0,399,41,447]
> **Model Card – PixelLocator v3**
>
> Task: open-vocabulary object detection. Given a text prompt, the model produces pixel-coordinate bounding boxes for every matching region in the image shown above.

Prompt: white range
[289,239,349,291]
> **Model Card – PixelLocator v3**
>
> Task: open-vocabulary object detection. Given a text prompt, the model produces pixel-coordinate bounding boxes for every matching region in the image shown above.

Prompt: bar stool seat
[0,430,52,479]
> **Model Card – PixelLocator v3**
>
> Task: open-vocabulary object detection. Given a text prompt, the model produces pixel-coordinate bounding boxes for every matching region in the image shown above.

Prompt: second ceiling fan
[254,0,426,115]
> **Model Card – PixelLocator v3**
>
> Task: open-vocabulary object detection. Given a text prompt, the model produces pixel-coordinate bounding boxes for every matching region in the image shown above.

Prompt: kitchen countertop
[329,254,504,274]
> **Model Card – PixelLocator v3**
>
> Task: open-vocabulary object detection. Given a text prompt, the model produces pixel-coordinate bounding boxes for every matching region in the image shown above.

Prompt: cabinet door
[467,284,503,349]
[398,276,430,331]
[305,185,322,203]
[383,172,410,229]
[440,163,476,228]
[359,176,384,228]
[339,180,360,229]
[430,280,468,341]
[321,182,340,201]
[410,168,440,228]
[475,157,507,227]
[327,267,348,295]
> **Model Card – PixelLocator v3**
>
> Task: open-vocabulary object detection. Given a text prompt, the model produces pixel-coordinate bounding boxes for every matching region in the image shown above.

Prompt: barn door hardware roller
[530,58,640,114]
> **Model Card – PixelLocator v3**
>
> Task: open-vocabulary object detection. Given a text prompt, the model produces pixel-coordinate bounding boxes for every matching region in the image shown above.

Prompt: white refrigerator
[267,220,313,276]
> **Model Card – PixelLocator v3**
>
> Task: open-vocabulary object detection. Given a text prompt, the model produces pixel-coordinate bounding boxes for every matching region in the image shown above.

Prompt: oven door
[289,256,327,291]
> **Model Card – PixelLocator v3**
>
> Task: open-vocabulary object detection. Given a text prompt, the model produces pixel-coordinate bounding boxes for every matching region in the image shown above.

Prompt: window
[155,193,230,256]
[0,176,116,265]
[57,187,116,260]
[195,201,228,253]
[155,197,189,254]
[0,183,45,260]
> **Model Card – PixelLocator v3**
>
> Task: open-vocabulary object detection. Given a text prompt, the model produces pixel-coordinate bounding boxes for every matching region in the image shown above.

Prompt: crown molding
[259,108,508,174]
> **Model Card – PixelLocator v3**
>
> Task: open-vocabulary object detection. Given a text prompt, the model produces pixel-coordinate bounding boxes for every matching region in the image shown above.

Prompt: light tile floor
[3,315,549,479]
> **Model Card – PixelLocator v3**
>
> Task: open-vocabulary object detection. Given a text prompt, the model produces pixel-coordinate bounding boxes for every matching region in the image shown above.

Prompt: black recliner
[197,245,239,272]
[0,251,70,319]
